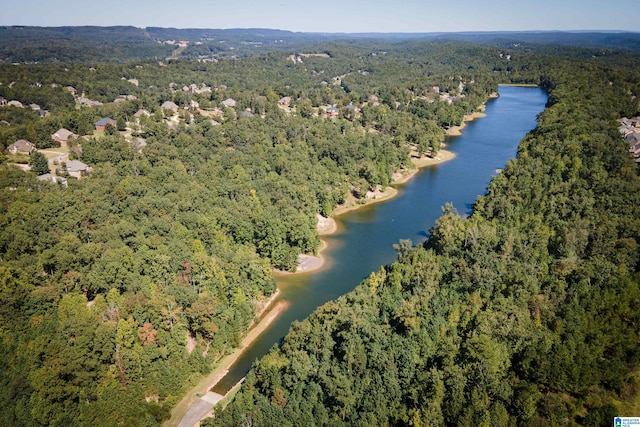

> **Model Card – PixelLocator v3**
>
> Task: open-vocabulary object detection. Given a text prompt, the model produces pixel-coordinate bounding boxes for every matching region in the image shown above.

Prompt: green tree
[29,150,49,175]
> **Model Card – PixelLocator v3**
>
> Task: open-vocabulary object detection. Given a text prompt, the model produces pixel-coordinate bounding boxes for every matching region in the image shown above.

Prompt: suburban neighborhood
[619,116,640,163]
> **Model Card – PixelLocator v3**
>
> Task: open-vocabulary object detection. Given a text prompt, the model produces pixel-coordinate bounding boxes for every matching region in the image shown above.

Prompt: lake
[212,85,548,393]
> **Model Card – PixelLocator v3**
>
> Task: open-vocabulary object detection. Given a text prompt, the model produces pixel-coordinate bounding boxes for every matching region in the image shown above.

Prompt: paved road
[178,392,224,427]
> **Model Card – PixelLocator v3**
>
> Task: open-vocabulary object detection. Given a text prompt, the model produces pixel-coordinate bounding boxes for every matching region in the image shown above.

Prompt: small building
[66,86,77,94]
[0,97,7,106]
[161,101,179,113]
[52,128,78,145]
[7,100,24,108]
[64,160,90,179]
[7,139,36,154]
[95,117,116,131]
[29,103,41,111]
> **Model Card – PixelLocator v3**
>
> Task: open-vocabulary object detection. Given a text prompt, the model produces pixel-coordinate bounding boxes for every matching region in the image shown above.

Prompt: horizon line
[0,25,637,35]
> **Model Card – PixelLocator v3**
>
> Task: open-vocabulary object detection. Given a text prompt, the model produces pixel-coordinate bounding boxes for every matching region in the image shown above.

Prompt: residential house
[64,160,90,179]
[78,97,103,107]
[65,86,77,95]
[7,139,36,154]
[29,103,41,111]
[325,106,339,118]
[161,101,179,113]
[52,128,78,146]
[278,96,292,106]
[7,100,24,108]
[134,109,151,119]
[115,95,137,102]
[221,98,237,108]
[625,132,640,146]
[95,117,116,131]
[37,173,68,187]
[0,97,7,106]
[619,125,634,137]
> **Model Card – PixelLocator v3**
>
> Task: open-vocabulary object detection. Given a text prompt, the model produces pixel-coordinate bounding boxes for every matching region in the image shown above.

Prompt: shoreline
[446,110,487,136]
[166,293,287,427]
[282,148,458,276]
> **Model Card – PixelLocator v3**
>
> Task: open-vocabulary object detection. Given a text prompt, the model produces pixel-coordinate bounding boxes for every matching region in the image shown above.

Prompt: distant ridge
[0,26,638,63]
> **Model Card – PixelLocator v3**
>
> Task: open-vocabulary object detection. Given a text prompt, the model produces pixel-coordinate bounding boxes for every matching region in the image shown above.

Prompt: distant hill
[433,31,640,53]
[0,26,638,63]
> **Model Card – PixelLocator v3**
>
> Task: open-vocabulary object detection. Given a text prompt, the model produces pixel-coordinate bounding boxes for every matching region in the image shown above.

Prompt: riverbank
[446,111,487,136]
[282,148,457,276]
[166,293,288,427]
[393,149,457,184]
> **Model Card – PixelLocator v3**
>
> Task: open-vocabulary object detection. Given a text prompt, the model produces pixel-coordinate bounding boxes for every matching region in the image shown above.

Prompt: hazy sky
[1,0,637,33]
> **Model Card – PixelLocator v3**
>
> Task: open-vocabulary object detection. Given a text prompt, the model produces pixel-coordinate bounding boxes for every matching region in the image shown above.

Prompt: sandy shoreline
[281,148,457,276]
[446,111,487,136]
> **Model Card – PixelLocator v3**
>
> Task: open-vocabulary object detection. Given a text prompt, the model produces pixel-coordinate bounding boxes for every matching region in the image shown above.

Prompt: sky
[1,0,637,33]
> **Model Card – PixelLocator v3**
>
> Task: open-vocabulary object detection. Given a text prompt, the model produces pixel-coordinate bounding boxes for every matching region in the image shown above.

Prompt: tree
[29,151,49,175]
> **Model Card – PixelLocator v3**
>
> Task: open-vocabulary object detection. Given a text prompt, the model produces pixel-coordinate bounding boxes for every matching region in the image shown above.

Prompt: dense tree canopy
[1,34,639,426]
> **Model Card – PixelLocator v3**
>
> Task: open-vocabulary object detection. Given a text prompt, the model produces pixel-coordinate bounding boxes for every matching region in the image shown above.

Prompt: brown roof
[8,139,35,153]
[52,128,77,142]
[134,109,151,118]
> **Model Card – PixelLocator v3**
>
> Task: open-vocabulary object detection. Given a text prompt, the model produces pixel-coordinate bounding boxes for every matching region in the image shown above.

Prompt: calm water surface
[213,85,548,393]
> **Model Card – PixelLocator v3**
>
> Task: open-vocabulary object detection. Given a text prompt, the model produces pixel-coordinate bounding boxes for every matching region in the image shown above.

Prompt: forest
[212,43,640,426]
[0,30,639,426]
